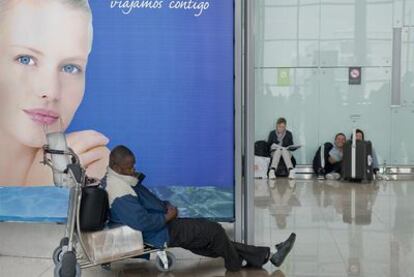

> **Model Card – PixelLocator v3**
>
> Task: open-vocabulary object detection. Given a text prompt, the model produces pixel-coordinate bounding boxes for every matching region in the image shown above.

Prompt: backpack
[255,140,270,157]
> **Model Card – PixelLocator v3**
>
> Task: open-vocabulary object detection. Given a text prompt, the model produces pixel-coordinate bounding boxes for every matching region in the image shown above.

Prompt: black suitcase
[342,140,373,182]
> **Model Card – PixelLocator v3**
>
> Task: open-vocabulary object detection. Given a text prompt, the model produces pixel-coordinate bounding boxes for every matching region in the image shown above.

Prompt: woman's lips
[23,109,59,125]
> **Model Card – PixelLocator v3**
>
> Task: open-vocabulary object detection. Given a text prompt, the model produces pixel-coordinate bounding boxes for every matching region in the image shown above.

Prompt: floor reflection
[268,179,300,229]
[3,180,414,276]
[255,179,414,277]
[312,181,379,225]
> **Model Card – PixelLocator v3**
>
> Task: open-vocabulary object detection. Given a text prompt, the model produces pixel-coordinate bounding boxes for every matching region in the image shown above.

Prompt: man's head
[355,129,364,141]
[334,133,346,148]
[276,117,287,134]
[109,145,136,176]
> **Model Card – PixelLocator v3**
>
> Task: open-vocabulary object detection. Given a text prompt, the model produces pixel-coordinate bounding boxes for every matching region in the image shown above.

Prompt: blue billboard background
[68,1,235,220]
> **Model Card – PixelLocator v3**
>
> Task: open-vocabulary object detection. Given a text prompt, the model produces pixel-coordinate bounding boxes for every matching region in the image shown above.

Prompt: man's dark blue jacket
[103,169,170,248]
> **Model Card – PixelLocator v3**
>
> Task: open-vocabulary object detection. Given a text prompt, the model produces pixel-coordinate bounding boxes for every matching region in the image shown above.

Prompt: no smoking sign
[349,67,362,85]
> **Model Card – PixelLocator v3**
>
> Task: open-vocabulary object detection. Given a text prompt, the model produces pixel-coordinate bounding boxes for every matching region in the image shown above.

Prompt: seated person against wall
[313,133,346,180]
[105,145,296,272]
[326,133,346,180]
[267,117,296,179]
[354,129,382,179]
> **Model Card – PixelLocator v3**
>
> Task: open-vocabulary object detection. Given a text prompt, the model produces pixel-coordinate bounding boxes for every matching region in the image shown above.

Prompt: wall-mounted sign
[349,67,362,85]
[277,68,291,86]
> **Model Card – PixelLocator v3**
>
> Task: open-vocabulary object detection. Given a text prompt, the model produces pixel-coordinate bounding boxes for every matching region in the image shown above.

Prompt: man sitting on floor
[313,133,346,180]
[325,133,346,180]
[104,145,296,272]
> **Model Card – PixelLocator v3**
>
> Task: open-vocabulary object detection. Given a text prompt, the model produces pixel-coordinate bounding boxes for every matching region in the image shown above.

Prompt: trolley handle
[41,145,81,175]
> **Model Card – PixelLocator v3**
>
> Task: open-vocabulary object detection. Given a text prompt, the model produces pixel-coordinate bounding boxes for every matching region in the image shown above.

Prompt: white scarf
[276,129,286,146]
[106,167,138,207]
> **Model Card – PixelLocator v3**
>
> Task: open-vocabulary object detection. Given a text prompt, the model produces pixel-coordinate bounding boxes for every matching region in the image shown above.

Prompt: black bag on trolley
[79,180,109,232]
[342,130,373,182]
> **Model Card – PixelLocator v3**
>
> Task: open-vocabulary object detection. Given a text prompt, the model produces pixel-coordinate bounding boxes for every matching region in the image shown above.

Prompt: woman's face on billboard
[0,0,92,147]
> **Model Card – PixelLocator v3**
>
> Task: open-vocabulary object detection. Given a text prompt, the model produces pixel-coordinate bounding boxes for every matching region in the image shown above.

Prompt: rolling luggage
[342,131,373,182]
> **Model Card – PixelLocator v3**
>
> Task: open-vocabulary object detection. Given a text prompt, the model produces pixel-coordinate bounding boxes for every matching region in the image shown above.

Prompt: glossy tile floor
[1,179,414,276]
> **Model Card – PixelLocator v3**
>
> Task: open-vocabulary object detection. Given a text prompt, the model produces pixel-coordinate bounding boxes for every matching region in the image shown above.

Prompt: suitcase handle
[351,129,357,178]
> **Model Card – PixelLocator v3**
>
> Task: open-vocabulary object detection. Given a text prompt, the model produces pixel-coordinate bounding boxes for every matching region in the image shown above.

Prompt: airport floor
[1,179,414,277]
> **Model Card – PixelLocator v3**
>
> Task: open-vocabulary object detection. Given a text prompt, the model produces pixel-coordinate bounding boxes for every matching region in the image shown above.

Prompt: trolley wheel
[53,246,63,265]
[54,262,81,277]
[54,251,81,277]
[155,251,176,272]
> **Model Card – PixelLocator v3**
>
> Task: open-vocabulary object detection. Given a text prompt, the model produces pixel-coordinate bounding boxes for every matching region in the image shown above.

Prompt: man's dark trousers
[167,218,270,271]
[326,161,342,174]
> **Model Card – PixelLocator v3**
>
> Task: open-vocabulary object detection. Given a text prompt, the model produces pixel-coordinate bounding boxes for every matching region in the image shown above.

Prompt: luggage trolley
[42,132,176,277]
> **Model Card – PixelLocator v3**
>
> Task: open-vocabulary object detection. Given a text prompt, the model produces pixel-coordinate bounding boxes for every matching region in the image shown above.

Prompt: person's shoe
[326,172,341,180]
[375,173,388,181]
[268,168,276,179]
[270,233,296,267]
[288,168,296,179]
[275,233,296,251]
[317,174,325,180]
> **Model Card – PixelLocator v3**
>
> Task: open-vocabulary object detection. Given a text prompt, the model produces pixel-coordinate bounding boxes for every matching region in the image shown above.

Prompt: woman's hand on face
[66,130,110,179]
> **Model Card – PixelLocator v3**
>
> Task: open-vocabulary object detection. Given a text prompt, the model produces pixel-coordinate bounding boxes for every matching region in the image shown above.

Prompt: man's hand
[165,206,178,222]
[328,156,337,164]
[165,202,176,210]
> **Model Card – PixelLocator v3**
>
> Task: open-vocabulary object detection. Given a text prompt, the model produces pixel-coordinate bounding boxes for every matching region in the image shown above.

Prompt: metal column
[243,0,256,245]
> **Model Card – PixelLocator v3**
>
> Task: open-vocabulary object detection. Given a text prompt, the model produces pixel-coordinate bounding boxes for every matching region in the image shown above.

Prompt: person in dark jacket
[267,118,296,179]
[105,145,296,272]
[313,133,346,180]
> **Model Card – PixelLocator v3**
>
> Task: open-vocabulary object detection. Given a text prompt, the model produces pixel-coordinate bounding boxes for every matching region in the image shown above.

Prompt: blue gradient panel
[0,187,68,223]
[67,1,235,219]
[0,186,232,222]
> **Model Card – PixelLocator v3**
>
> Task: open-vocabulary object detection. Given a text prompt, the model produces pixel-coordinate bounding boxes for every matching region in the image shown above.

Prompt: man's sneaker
[317,174,326,180]
[288,168,296,179]
[375,173,388,181]
[326,172,341,180]
[270,233,296,267]
[275,233,296,250]
[268,168,276,179]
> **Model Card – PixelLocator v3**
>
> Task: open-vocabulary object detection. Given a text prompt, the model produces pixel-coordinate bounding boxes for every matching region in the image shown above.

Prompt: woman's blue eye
[62,64,81,74]
[17,56,35,65]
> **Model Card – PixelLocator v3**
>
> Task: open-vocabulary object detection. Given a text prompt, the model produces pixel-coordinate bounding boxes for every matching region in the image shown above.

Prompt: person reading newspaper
[267,118,300,179]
